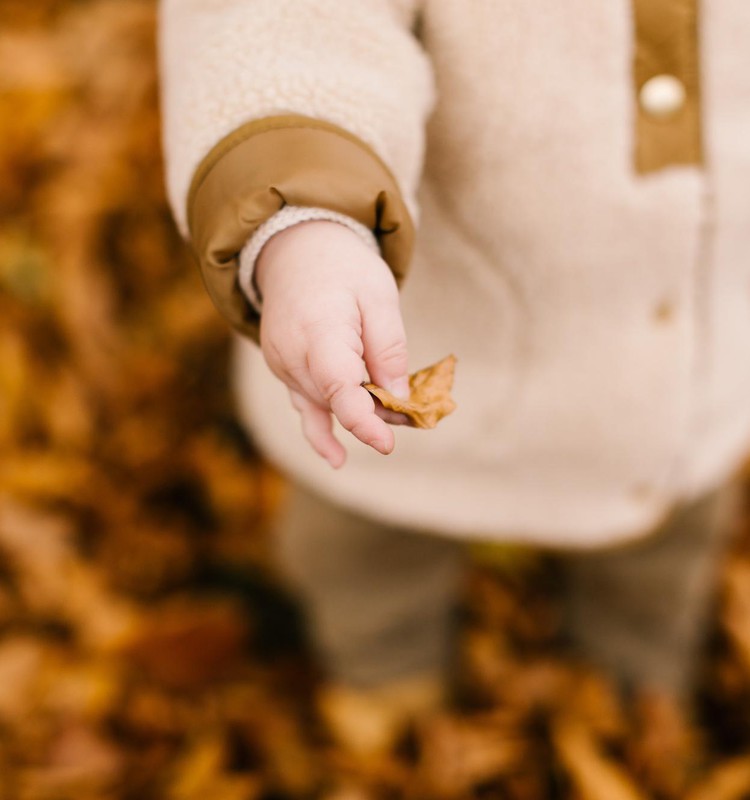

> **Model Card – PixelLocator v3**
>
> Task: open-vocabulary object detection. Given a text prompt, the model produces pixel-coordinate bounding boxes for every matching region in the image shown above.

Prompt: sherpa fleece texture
[160,0,750,546]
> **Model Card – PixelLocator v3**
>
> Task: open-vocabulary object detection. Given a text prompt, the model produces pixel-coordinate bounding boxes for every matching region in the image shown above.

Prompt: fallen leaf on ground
[363,354,457,429]
[553,714,648,800]
[414,712,525,799]
[686,756,750,800]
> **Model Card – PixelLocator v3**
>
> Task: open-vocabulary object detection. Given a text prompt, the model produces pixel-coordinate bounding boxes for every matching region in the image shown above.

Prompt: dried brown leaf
[237,694,320,795]
[167,734,262,800]
[0,451,94,501]
[118,601,250,690]
[414,713,525,799]
[0,638,47,724]
[19,721,122,796]
[364,354,457,429]
[723,560,750,673]
[626,691,697,799]
[686,756,750,800]
[553,715,648,800]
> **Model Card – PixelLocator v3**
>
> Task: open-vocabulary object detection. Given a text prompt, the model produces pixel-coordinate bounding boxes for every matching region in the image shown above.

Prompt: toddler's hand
[255,220,410,468]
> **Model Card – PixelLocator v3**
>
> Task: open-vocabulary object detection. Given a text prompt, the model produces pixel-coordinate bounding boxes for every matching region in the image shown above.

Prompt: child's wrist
[255,219,375,296]
[242,211,379,307]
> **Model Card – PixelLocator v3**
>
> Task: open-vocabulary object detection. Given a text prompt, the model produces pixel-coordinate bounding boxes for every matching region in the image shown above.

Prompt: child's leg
[559,484,738,699]
[273,483,466,689]
[273,483,466,753]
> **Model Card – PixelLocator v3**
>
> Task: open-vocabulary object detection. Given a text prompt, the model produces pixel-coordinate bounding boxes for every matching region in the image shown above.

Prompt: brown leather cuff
[187,114,415,339]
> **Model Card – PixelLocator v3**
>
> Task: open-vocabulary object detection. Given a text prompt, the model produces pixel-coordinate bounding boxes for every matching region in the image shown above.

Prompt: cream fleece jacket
[159,0,750,547]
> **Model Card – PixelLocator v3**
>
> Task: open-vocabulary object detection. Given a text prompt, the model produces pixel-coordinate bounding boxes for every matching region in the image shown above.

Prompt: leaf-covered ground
[3,3,750,798]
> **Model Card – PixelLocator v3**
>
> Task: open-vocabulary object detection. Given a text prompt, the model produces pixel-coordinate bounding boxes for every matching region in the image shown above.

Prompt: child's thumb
[364,332,410,401]
[361,276,410,400]
[384,374,410,401]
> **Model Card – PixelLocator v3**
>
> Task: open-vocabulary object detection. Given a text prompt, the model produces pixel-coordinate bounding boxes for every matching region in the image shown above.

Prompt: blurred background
[4,2,750,798]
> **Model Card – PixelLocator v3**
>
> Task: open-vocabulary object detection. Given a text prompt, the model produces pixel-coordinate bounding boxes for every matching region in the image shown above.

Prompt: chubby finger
[289,390,346,468]
[308,334,396,455]
[330,383,396,454]
[360,289,410,399]
[370,395,412,426]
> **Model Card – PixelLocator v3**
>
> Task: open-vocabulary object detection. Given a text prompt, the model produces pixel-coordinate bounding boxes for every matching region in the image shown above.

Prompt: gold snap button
[639,74,686,118]
[654,299,675,323]
[631,484,652,502]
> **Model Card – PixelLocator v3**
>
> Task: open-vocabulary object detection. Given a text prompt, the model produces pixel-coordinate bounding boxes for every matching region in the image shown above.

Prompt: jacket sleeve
[158,0,435,338]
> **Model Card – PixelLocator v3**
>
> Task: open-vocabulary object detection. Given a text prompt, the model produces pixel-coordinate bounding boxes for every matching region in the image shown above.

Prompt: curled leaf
[364,355,457,429]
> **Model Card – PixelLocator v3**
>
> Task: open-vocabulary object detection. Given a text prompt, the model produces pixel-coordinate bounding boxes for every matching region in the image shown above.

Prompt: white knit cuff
[238,206,380,311]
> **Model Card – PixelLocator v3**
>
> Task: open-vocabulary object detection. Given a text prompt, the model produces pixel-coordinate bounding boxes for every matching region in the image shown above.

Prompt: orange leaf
[364,355,457,429]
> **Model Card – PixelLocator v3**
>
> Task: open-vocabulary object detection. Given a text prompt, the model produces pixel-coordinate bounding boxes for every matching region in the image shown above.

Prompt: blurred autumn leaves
[0,2,307,797]
[5,2,750,799]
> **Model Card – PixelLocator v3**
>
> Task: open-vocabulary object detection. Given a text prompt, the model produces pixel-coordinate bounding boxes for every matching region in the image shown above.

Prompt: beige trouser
[273,483,737,698]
